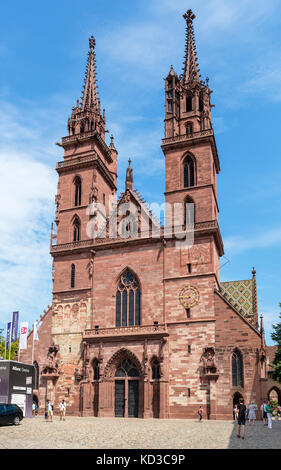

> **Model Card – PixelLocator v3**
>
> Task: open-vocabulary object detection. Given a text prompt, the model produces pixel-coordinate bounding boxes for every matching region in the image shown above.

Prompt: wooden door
[115,380,125,417]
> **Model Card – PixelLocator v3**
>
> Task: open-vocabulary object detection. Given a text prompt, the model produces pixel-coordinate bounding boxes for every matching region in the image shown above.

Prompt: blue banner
[11,311,19,343]
[5,322,11,351]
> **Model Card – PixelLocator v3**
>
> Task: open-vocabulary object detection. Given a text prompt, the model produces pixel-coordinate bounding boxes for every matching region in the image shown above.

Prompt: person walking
[265,401,274,429]
[47,399,54,422]
[197,407,203,422]
[260,401,268,426]
[248,401,257,425]
[59,399,66,421]
[237,398,246,440]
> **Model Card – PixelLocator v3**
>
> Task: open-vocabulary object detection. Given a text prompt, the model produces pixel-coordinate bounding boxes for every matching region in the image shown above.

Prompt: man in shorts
[47,400,54,422]
[237,398,246,439]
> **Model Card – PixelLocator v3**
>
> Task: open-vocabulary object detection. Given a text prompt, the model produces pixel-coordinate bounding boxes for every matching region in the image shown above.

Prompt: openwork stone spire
[81,36,99,112]
[182,9,201,85]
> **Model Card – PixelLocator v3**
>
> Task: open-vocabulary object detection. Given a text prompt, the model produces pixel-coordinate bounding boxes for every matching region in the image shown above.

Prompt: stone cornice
[161,129,220,173]
[164,271,220,287]
[52,287,91,294]
[83,324,169,341]
[164,183,219,213]
[60,130,113,163]
[50,220,224,256]
[56,152,116,190]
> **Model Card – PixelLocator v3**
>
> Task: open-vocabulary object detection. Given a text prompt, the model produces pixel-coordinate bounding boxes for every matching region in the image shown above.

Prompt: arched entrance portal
[114,358,140,417]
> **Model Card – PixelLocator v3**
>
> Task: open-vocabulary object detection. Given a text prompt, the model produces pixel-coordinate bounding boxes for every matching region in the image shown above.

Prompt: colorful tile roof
[220,279,255,318]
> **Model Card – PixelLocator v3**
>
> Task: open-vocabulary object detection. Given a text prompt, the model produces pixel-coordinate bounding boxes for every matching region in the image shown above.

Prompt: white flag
[34,321,42,341]
[19,322,28,349]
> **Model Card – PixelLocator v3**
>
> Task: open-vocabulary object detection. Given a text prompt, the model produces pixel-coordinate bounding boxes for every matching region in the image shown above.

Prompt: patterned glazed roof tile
[220,279,253,318]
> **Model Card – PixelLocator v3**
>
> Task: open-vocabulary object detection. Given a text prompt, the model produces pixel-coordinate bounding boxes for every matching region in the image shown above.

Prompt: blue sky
[0,0,280,345]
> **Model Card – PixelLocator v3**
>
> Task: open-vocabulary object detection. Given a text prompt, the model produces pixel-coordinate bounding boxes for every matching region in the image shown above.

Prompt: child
[198,407,203,421]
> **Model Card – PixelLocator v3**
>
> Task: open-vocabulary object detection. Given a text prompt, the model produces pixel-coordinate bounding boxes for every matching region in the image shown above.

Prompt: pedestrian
[44,407,48,422]
[277,405,281,419]
[32,402,36,417]
[59,399,66,421]
[197,406,203,422]
[265,401,274,429]
[233,404,239,421]
[47,399,54,422]
[237,398,246,440]
[260,400,268,426]
[248,401,257,425]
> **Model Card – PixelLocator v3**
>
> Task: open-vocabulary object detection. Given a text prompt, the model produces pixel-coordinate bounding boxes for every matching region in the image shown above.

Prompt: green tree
[271,303,281,383]
[0,336,18,360]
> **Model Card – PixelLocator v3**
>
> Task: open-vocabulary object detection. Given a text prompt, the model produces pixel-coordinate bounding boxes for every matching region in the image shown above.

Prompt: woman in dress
[248,401,257,425]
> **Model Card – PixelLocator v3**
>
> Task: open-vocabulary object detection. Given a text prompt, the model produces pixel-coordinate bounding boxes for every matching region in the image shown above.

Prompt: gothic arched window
[115,358,139,377]
[151,359,161,380]
[232,349,243,387]
[116,270,141,327]
[183,155,195,188]
[74,176,82,206]
[71,264,75,288]
[73,217,80,242]
[184,196,195,225]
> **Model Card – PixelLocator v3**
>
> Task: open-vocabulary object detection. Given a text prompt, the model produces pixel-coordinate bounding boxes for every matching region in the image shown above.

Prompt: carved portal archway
[104,349,144,418]
[104,348,144,379]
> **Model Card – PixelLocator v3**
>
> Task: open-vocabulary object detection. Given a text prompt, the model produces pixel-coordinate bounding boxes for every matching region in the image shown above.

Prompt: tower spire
[81,36,99,112]
[125,159,133,190]
[182,9,201,85]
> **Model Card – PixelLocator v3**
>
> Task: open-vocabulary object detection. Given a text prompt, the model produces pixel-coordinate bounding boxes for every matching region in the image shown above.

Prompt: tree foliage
[271,303,281,383]
[0,336,18,360]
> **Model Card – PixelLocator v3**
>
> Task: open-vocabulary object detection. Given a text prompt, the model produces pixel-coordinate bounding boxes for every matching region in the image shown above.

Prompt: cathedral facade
[21,10,268,419]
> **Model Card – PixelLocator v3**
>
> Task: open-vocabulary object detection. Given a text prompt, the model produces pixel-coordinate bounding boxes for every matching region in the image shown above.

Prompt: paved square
[0,416,280,449]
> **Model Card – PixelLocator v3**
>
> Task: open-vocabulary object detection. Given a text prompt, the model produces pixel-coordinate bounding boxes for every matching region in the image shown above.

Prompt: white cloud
[224,226,281,255]
[0,100,59,330]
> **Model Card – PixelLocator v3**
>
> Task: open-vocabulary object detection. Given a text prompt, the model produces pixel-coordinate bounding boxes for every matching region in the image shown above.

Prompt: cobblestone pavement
[0,416,280,449]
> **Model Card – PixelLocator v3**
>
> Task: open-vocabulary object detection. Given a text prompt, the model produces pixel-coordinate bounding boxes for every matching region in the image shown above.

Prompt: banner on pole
[19,322,28,350]
[33,321,42,341]
[11,311,19,343]
[6,322,11,352]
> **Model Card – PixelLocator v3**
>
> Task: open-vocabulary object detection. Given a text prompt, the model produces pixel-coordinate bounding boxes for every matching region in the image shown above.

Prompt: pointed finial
[80,36,99,112]
[109,134,116,151]
[125,159,133,190]
[183,9,196,22]
[252,266,256,277]
[182,9,200,85]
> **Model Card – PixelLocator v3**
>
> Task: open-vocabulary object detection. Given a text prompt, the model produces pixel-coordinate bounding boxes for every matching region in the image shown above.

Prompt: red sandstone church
[21,10,268,419]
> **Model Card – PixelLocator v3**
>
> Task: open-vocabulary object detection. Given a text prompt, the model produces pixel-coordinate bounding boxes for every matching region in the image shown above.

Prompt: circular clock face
[179,285,200,309]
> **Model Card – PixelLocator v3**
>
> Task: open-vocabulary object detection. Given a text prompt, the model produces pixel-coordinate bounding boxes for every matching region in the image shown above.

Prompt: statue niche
[201,347,217,375]
[42,344,60,376]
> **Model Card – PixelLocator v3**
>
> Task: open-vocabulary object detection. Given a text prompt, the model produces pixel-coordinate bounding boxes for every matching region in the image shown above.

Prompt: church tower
[49,37,118,410]
[162,9,223,279]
